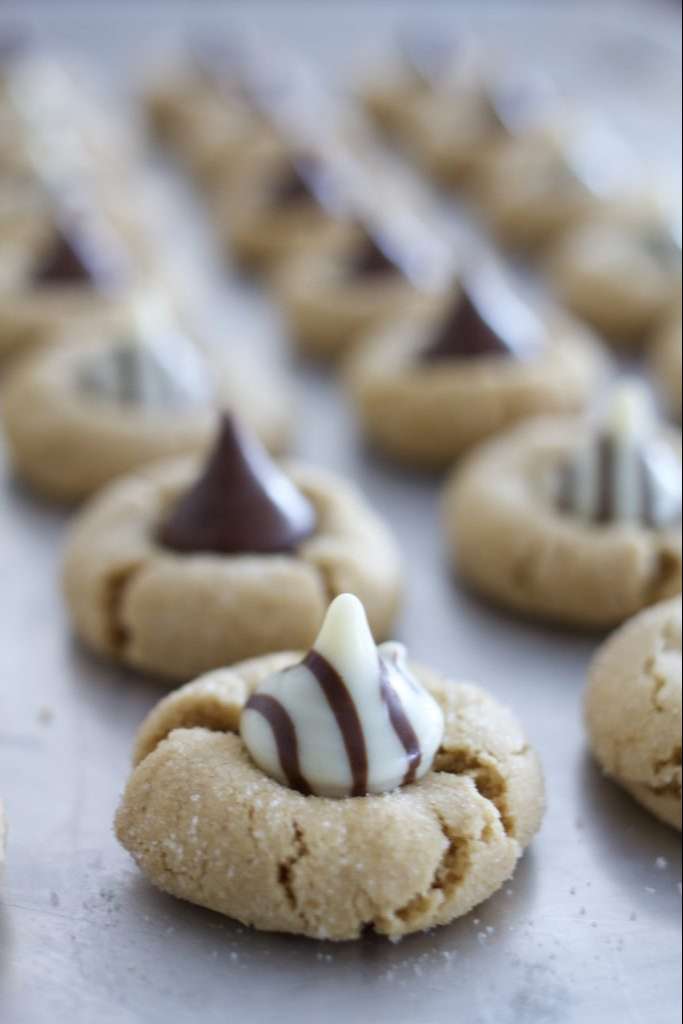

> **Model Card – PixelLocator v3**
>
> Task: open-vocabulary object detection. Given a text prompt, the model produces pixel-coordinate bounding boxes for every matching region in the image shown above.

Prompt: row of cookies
[144,42,615,471]
[142,40,682,626]
[1,42,680,945]
[1,391,680,939]
[0,43,293,501]
[52,407,682,929]
[0,41,154,368]
[359,32,682,418]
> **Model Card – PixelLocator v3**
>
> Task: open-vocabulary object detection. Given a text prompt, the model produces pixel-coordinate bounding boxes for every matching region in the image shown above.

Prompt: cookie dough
[548,214,682,344]
[275,221,440,360]
[2,306,291,501]
[116,648,544,940]
[585,597,682,830]
[650,312,682,423]
[345,271,604,467]
[63,425,401,680]
[443,412,682,628]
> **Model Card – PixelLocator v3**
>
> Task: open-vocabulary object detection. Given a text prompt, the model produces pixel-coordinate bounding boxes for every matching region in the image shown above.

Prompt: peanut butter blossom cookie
[216,148,355,274]
[145,41,276,194]
[472,124,631,252]
[345,264,604,467]
[275,219,441,361]
[2,295,290,501]
[0,199,138,366]
[585,596,682,830]
[444,385,682,628]
[116,593,544,940]
[63,416,401,680]
[548,215,682,345]
[360,31,466,138]
[398,71,554,189]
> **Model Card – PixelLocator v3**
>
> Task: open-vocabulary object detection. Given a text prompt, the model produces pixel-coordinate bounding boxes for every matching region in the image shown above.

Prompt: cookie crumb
[654,857,668,871]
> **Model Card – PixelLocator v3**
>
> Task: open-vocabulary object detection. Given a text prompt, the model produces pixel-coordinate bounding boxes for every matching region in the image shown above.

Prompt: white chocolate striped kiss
[240,594,445,798]
[555,383,681,529]
[78,295,213,410]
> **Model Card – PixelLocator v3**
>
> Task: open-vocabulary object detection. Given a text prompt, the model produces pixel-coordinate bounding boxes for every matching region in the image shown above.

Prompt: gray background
[0,3,681,1023]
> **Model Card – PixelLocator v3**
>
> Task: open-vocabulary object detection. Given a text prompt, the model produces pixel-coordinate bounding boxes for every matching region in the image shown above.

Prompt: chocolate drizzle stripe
[556,460,575,515]
[244,693,311,796]
[303,650,368,797]
[639,449,655,528]
[595,435,616,524]
[378,656,422,786]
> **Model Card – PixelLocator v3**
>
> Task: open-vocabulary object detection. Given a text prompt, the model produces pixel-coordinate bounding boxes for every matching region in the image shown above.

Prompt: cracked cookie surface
[116,654,544,940]
[63,459,401,680]
[585,597,682,829]
[443,417,682,628]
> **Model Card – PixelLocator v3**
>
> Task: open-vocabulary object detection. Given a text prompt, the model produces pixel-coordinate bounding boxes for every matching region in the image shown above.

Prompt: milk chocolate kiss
[270,157,318,207]
[422,285,517,362]
[348,229,401,280]
[32,229,95,285]
[422,266,543,364]
[159,415,317,556]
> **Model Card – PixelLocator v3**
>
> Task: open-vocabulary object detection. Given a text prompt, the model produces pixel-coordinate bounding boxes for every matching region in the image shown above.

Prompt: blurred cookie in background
[443,384,681,628]
[275,217,444,361]
[471,119,640,252]
[547,209,681,346]
[345,263,605,467]
[213,145,356,275]
[1,294,293,501]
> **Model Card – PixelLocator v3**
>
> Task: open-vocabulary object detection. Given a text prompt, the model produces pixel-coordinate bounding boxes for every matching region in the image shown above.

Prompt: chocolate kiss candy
[556,384,682,529]
[270,158,317,208]
[348,229,401,280]
[241,593,445,798]
[32,227,96,286]
[422,269,541,363]
[159,414,317,556]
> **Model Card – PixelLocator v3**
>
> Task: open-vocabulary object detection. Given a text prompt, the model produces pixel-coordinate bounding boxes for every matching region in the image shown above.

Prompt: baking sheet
[0,3,681,1023]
